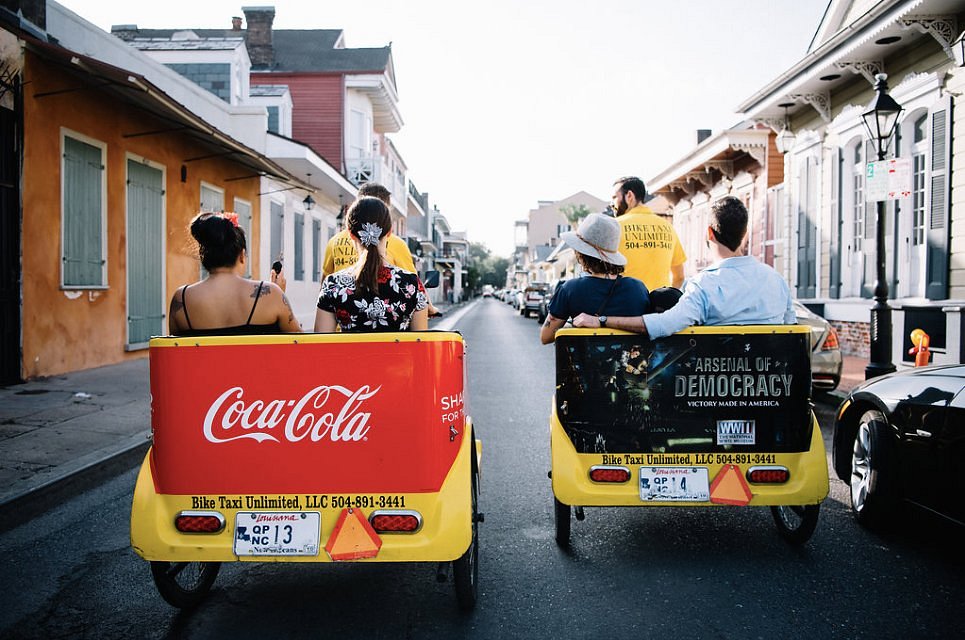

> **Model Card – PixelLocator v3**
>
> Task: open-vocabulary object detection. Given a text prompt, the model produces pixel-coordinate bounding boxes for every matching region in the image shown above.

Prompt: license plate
[639,467,710,502]
[233,512,320,556]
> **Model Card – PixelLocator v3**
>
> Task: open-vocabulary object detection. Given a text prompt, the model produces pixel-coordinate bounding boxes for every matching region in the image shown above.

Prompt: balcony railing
[347,155,407,214]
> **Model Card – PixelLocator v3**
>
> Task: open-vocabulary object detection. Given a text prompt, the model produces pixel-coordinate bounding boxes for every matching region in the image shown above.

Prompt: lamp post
[860,73,903,380]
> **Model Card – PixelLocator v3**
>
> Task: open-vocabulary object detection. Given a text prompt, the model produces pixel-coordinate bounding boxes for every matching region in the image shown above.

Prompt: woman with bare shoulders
[168,212,302,336]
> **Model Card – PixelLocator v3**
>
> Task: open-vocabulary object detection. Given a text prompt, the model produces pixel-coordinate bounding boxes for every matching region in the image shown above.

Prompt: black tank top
[179,281,283,336]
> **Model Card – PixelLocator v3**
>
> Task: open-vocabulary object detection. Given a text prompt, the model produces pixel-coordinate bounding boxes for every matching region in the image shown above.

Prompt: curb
[0,430,151,532]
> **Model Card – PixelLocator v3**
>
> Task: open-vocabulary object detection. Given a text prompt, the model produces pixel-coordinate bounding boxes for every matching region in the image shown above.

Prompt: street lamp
[860,73,903,380]
[303,172,315,211]
[775,103,796,154]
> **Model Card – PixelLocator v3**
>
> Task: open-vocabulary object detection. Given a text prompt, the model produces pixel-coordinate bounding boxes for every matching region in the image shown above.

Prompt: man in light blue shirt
[573,196,794,337]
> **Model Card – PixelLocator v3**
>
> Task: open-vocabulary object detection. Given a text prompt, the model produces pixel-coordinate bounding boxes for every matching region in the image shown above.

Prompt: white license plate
[233,512,320,556]
[639,467,710,502]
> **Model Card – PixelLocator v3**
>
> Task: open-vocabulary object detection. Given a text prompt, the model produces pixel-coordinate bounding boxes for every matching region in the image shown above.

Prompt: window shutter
[312,219,322,281]
[294,212,304,280]
[925,96,951,300]
[234,199,252,277]
[269,201,284,264]
[62,136,104,286]
[862,140,875,298]
[829,148,842,298]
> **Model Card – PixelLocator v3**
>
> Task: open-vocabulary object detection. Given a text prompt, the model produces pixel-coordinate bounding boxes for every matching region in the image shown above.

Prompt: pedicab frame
[130,331,481,610]
[550,325,829,546]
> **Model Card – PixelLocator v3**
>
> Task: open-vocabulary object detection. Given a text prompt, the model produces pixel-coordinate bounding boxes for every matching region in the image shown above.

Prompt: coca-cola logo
[202,385,381,444]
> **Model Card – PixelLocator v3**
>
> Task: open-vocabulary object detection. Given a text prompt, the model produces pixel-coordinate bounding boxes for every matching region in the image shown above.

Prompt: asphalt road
[1,299,962,639]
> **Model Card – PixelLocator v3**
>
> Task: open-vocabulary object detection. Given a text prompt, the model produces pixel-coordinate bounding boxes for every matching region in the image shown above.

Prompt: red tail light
[822,328,839,351]
[370,510,422,533]
[175,511,225,533]
[746,466,790,484]
[589,466,631,483]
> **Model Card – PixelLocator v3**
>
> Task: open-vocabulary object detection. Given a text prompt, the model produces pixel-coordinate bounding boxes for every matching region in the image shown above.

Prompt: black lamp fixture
[861,73,904,160]
[860,73,903,380]
[302,172,315,211]
[775,102,796,155]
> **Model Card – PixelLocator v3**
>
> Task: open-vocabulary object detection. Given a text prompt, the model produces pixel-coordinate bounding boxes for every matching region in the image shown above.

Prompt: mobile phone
[272,261,283,274]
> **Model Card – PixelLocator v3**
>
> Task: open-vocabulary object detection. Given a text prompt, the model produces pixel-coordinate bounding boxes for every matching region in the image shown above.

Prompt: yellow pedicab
[131,331,481,609]
[550,325,828,546]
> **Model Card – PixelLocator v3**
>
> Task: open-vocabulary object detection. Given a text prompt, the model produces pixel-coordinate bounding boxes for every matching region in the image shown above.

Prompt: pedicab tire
[554,498,571,547]
[770,504,820,545]
[150,560,221,609]
[453,468,479,611]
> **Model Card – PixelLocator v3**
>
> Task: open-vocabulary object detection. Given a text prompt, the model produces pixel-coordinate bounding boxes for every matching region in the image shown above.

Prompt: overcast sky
[59,0,829,256]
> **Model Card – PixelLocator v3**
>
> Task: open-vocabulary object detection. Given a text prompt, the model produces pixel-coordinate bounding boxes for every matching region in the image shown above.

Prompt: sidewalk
[0,358,152,520]
[0,315,857,522]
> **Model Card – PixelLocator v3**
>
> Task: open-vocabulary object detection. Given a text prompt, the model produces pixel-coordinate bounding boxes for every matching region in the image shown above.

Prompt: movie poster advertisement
[555,332,812,454]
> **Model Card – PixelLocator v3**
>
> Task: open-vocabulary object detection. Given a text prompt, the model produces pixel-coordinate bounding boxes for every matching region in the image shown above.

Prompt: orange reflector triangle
[709,464,753,506]
[325,508,382,561]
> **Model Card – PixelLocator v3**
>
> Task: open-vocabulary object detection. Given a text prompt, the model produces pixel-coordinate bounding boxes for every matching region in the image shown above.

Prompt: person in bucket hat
[572,197,794,337]
[540,213,651,344]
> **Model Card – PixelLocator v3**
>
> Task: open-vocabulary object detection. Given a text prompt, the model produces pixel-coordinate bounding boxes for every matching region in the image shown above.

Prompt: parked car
[832,364,965,529]
[793,301,842,391]
[521,284,549,317]
[537,280,567,324]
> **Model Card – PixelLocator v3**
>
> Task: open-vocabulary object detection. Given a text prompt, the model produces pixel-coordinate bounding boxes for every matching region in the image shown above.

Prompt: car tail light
[746,466,790,484]
[589,465,631,483]
[175,511,225,533]
[370,510,422,533]
[822,327,839,351]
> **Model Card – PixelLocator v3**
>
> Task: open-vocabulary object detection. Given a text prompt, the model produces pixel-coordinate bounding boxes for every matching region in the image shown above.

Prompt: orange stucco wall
[21,54,262,378]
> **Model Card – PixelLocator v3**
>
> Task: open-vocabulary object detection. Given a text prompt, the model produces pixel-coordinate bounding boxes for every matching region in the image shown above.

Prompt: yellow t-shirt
[617,205,687,290]
[322,230,416,278]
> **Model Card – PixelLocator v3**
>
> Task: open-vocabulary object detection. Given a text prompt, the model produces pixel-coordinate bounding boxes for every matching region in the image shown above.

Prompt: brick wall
[830,320,869,358]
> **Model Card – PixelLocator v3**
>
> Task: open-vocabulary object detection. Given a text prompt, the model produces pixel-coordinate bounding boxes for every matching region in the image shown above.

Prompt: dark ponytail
[190,212,246,271]
[346,196,392,293]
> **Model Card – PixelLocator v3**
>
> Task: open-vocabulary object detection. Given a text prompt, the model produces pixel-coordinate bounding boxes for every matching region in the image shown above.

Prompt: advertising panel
[149,337,465,495]
[555,330,811,454]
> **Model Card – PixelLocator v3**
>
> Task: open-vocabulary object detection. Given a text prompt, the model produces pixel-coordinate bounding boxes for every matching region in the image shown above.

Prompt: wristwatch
[598,315,608,327]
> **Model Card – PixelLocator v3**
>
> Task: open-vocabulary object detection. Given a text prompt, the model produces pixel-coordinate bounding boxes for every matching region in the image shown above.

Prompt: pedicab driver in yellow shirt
[612,176,686,290]
[323,182,417,275]
[322,182,440,317]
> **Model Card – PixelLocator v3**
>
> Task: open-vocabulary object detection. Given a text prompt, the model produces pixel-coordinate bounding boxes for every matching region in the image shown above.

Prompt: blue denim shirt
[643,256,795,339]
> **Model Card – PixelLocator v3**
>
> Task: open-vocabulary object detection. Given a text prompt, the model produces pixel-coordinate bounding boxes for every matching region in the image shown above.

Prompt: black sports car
[832,364,965,528]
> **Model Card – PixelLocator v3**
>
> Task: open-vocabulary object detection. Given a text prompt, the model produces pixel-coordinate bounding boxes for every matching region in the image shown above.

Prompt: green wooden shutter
[926,97,951,300]
[269,201,284,264]
[312,218,321,281]
[126,160,164,346]
[294,212,304,280]
[63,136,104,286]
[796,157,817,298]
[829,148,842,298]
[862,140,875,298]
[234,199,252,277]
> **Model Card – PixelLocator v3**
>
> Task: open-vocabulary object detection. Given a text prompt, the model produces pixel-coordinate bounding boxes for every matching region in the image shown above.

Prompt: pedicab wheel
[770,504,820,545]
[554,497,571,547]
[150,560,221,609]
[453,470,479,611]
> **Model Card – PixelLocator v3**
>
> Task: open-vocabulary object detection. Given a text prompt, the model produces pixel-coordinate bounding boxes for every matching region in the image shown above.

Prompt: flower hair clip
[357,222,382,247]
[218,212,240,228]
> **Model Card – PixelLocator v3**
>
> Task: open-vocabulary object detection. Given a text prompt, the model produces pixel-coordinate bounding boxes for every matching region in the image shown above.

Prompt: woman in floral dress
[314,196,429,332]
